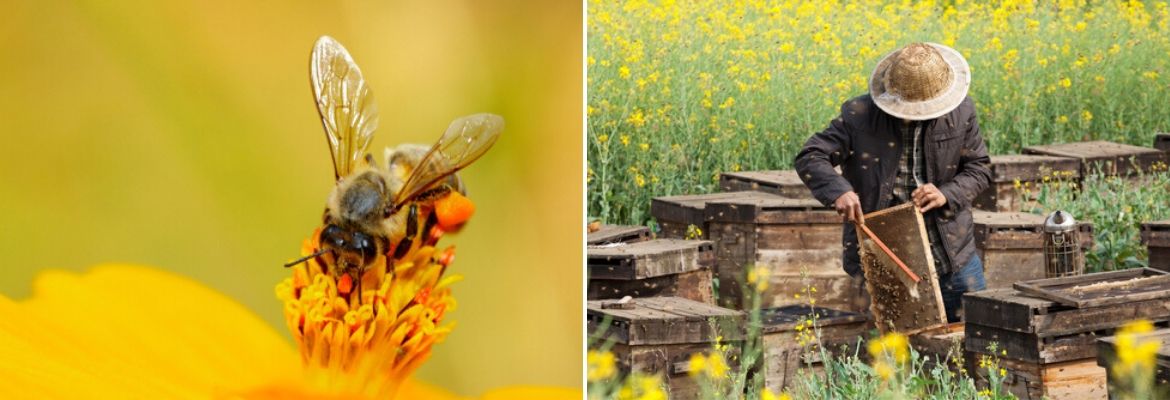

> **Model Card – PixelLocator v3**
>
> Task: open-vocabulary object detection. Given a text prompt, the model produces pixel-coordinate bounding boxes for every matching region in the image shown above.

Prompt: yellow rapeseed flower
[1113,319,1159,378]
[867,332,910,365]
[588,350,617,382]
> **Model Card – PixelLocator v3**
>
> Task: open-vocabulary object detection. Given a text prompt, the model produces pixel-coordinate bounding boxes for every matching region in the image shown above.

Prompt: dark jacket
[794,94,991,277]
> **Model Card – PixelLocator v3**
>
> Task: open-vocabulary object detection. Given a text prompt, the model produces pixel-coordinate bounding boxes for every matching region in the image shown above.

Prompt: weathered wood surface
[719,170,816,200]
[966,323,1106,364]
[587,296,745,346]
[857,203,948,334]
[651,191,783,239]
[1147,220,1170,271]
[973,211,1095,289]
[986,154,1083,182]
[1097,328,1170,387]
[964,289,1170,336]
[703,195,851,311]
[588,224,652,245]
[1023,140,1169,177]
[1142,220,1170,273]
[972,155,1082,211]
[760,306,870,392]
[588,239,715,280]
[1013,268,1170,308]
[588,268,715,304]
[1156,132,1170,152]
[968,352,1108,400]
[705,196,840,225]
[910,323,965,364]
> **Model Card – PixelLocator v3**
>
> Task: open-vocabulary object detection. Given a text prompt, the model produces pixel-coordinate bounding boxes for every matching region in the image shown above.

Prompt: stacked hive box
[1024,140,1168,178]
[587,297,745,399]
[1156,133,1170,152]
[1142,220,1170,272]
[964,270,1170,400]
[759,305,869,392]
[718,170,816,200]
[651,191,783,239]
[972,155,1081,212]
[973,211,1094,290]
[702,195,854,312]
[588,224,652,246]
[587,237,716,304]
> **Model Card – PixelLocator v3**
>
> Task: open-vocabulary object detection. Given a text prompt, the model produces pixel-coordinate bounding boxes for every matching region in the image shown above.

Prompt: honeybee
[285,36,503,291]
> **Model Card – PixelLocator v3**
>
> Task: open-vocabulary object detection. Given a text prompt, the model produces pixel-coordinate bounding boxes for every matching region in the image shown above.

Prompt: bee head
[320,224,386,271]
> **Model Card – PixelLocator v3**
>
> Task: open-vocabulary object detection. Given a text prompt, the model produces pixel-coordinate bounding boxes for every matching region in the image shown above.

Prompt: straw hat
[869,42,970,121]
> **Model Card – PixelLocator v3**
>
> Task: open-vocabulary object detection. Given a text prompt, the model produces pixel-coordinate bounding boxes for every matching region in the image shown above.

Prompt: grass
[586,273,1019,399]
[1023,162,1170,271]
[587,0,1170,226]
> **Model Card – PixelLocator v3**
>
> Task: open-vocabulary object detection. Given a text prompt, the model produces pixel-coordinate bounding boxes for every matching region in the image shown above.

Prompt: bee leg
[392,203,420,260]
[364,153,378,168]
[422,212,440,246]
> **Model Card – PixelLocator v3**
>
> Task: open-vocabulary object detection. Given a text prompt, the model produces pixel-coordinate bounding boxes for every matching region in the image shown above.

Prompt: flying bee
[285,36,503,296]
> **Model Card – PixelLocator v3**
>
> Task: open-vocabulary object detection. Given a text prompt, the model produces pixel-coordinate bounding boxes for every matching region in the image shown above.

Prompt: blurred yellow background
[0,0,581,395]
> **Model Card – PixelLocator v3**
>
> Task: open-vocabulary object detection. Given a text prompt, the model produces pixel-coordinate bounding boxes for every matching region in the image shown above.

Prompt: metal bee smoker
[1043,210,1084,278]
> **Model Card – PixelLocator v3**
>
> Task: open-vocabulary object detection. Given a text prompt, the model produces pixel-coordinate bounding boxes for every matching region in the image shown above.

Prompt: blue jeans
[939,255,986,323]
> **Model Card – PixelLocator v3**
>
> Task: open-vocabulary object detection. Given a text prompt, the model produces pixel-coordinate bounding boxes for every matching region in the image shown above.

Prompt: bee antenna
[284,248,331,268]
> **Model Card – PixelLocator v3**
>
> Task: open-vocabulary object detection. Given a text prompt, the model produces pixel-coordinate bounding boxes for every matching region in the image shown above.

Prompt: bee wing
[393,113,503,205]
[310,36,379,180]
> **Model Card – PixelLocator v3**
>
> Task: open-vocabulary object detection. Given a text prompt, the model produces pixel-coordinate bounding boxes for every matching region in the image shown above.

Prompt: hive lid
[650,191,782,224]
[987,154,1081,182]
[587,296,745,345]
[588,238,714,280]
[705,196,838,224]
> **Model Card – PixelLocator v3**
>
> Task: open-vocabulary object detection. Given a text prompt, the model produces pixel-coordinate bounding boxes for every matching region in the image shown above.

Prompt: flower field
[587,0,1170,225]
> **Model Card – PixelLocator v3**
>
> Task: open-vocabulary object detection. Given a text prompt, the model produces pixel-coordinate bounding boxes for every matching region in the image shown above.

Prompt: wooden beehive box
[759,305,870,392]
[857,203,948,335]
[719,170,816,200]
[588,224,652,246]
[702,195,850,311]
[1023,140,1168,177]
[588,239,716,304]
[1097,328,1170,395]
[1155,133,1170,152]
[973,211,1095,290]
[587,297,745,399]
[967,351,1108,400]
[651,191,783,239]
[972,154,1081,212]
[965,277,1170,400]
[909,323,965,368]
[1142,220,1170,272]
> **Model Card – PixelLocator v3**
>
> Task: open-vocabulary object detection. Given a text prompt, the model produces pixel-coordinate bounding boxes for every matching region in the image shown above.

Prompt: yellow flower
[687,353,707,377]
[746,265,770,293]
[762,388,793,400]
[588,350,617,382]
[1082,110,1093,122]
[874,361,895,381]
[867,332,910,365]
[1059,77,1072,88]
[620,134,631,146]
[619,65,631,79]
[0,265,575,399]
[1114,319,1159,378]
[278,224,460,397]
[598,134,609,143]
[616,374,666,400]
[639,143,650,151]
